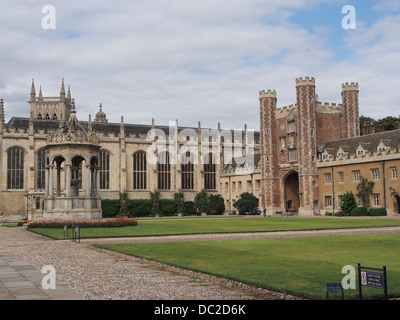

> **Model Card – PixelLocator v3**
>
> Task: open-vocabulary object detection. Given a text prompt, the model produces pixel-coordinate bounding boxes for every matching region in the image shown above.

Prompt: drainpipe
[382,161,386,209]
[331,166,335,215]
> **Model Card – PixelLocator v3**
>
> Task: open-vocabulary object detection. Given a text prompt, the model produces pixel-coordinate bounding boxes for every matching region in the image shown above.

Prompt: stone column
[48,165,54,197]
[65,164,71,197]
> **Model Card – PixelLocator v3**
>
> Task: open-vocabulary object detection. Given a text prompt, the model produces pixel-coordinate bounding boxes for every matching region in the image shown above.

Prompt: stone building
[0,80,258,219]
[258,77,400,216]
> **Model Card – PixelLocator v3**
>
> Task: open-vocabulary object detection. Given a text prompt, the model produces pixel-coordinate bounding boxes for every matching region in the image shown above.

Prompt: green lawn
[95,234,400,300]
[28,216,400,240]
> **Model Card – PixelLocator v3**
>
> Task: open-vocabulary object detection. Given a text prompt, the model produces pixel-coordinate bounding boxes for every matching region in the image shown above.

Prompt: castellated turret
[259,77,360,217]
[29,79,73,121]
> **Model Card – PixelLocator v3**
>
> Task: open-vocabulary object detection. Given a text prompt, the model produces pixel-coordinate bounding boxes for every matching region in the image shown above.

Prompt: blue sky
[0,0,399,130]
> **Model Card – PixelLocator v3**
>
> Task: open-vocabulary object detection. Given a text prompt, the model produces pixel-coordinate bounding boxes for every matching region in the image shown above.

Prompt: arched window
[181,152,194,190]
[99,151,110,189]
[45,113,50,119]
[37,149,46,189]
[204,153,216,190]
[7,147,24,189]
[53,113,57,120]
[133,151,147,190]
[158,152,171,190]
[38,113,43,119]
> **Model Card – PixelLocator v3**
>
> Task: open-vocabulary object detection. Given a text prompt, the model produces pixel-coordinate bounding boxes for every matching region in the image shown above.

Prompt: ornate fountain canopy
[47,99,99,145]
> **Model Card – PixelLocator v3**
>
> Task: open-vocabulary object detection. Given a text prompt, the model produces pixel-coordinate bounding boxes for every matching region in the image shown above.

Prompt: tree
[194,190,208,214]
[376,116,398,133]
[207,194,225,215]
[356,178,374,209]
[233,192,259,215]
[339,191,357,216]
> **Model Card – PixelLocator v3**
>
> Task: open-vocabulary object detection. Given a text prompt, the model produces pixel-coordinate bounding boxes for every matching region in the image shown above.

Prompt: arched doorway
[394,195,400,214]
[284,171,299,213]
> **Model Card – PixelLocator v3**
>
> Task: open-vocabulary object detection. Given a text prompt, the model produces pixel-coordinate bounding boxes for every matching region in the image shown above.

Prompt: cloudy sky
[0,0,399,131]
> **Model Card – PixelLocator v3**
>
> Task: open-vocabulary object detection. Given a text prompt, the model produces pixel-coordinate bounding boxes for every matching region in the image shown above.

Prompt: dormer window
[356,148,365,157]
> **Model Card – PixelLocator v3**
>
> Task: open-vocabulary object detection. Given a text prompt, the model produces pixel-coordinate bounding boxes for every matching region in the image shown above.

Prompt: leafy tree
[359,115,375,135]
[233,192,259,215]
[194,190,208,214]
[207,194,225,215]
[356,178,374,209]
[376,116,398,133]
[339,191,357,216]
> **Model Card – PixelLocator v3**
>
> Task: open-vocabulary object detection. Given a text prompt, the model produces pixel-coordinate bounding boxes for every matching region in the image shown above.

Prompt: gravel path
[1,224,400,300]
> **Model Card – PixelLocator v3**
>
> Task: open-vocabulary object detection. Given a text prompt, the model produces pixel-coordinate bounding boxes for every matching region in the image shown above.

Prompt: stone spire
[30,79,36,101]
[60,78,66,98]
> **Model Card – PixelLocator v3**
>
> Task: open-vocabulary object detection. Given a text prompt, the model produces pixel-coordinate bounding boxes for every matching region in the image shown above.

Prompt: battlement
[316,102,343,114]
[342,82,359,91]
[259,89,276,99]
[295,77,315,87]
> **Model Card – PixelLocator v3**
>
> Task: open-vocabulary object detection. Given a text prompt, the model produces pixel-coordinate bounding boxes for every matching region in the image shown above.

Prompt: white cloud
[0,0,398,132]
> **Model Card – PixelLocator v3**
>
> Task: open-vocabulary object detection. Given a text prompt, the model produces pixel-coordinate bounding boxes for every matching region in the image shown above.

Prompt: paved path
[0,247,85,300]
[1,223,400,300]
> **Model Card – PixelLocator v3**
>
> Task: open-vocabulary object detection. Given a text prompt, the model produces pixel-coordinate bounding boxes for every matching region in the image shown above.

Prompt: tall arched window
[99,150,110,190]
[133,151,147,190]
[204,153,216,190]
[37,149,46,189]
[158,152,171,190]
[7,147,24,189]
[181,152,194,190]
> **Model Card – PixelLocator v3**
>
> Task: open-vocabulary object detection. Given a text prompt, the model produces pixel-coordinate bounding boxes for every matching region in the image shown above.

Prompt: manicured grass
[28,216,400,240]
[96,234,400,300]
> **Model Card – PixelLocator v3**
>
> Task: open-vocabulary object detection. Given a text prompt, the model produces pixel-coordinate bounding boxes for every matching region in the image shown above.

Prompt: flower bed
[27,218,138,229]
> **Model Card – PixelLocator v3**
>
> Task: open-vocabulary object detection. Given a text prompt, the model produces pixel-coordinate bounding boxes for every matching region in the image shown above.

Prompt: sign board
[361,271,384,289]
[327,283,344,299]
[358,264,388,300]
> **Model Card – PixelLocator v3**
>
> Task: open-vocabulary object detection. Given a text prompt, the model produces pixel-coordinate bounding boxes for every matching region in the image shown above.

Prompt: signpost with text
[358,264,388,300]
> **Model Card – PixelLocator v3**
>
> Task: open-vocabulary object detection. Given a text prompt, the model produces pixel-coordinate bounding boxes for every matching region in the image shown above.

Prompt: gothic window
[181,152,194,190]
[37,149,46,189]
[99,151,110,190]
[353,170,361,181]
[204,153,216,190]
[287,120,296,133]
[7,147,24,189]
[133,151,147,190]
[53,114,57,120]
[38,113,43,119]
[391,167,398,179]
[45,113,50,119]
[158,152,171,190]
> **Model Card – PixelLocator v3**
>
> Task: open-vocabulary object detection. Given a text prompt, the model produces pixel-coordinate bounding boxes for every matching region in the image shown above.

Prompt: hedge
[369,208,387,216]
[350,207,369,216]
[101,199,120,218]
[27,218,138,229]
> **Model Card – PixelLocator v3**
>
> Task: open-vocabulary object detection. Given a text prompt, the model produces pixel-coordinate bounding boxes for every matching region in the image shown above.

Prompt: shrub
[130,199,153,217]
[101,199,120,218]
[207,194,225,215]
[234,192,259,215]
[174,193,185,214]
[369,208,387,216]
[150,191,161,216]
[183,201,197,215]
[350,207,369,216]
[160,199,177,216]
[339,191,357,216]
[195,190,208,213]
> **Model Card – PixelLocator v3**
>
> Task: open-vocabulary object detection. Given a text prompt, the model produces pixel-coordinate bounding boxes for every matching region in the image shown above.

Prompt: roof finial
[60,78,65,98]
[67,85,71,100]
[30,79,36,101]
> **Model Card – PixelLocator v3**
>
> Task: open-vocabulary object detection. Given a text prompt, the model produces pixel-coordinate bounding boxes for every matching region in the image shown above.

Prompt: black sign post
[358,263,388,300]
